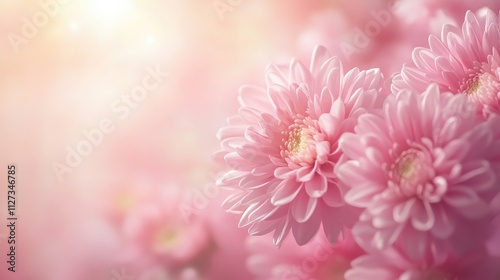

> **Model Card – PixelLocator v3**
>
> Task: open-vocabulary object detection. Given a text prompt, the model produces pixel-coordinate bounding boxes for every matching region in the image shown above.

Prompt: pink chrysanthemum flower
[215,46,385,246]
[337,84,500,259]
[392,9,500,118]
[345,246,500,280]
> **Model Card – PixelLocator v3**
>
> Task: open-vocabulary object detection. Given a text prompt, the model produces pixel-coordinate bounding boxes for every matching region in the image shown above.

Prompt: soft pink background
[1,1,499,279]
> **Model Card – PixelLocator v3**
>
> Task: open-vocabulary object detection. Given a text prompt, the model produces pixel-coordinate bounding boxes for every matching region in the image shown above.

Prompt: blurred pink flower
[246,229,364,280]
[122,185,212,268]
[54,181,218,280]
[100,180,160,225]
[345,245,500,280]
[392,9,500,118]
[397,0,500,27]
[337,84,500,260]
[216,45,385,246]
[297,4,421,78]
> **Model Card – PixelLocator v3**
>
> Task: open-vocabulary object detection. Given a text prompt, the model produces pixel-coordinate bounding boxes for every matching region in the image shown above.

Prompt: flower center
[286,125,310,155]
[154,227,179,251]
[388,147,442,201]
[459,65,500,108]
[398,155,418,179]
[391,150,426,186]
[280,116,323,167]
[462,74,482,95]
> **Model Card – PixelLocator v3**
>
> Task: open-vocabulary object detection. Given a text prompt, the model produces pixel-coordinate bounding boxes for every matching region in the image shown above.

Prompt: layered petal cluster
[392,9,500,118]
[337,84,500,259]
[216,46,385,246]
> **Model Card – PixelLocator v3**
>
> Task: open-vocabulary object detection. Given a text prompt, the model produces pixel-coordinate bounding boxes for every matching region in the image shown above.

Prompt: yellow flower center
[280,116,321,167]
[398,156,418,179]
[388,147,446,202]
[393,151,421,184]
[459,67,500,101]
[286,127,308,155]
[465,75,482,95]
[155,228,179,251]
[115,193,136,212]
